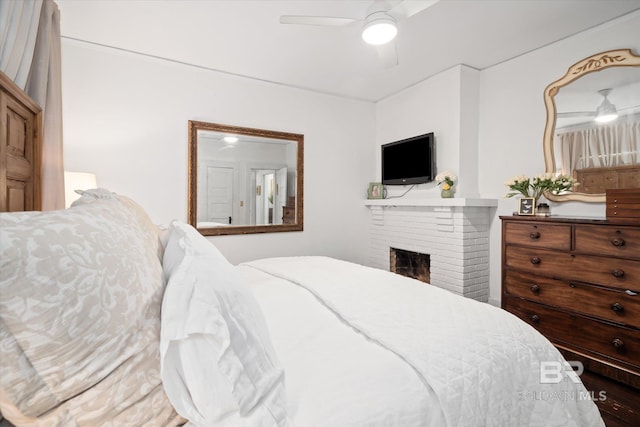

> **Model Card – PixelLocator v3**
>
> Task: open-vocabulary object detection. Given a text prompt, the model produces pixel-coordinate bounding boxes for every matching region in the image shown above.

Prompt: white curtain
[0,0,42,88]
[557,116,640,174]
[0,0,64,210]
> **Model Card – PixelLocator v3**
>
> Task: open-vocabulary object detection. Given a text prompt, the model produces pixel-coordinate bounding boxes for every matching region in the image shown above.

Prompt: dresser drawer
[606,188,640,225]
[505,246,640,292]
[575,225,640,260]
[504,222,571,250]
[505,297,640,371]
[504,270,640,329]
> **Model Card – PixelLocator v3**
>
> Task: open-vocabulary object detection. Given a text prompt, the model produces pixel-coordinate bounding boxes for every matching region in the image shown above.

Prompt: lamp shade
[362,12,397,45]
[64,171,97,208]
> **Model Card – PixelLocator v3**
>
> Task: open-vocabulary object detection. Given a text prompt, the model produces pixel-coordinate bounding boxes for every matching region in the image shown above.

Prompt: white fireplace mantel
[364,197,498,302]
[364,197,498,208]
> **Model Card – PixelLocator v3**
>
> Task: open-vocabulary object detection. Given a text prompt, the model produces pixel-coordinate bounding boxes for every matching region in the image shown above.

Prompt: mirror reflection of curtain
[557,116,640,174]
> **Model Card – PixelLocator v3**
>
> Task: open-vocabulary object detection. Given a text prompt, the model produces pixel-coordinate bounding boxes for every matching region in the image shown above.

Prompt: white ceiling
[56,0,640,102]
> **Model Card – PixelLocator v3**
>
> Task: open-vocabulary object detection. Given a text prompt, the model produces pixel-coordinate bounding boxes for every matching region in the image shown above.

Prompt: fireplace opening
[390,248,430,284]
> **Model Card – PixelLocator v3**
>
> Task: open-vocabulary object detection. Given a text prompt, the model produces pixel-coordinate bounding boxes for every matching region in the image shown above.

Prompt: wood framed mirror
[188,120,303,236]
[543,49,640,202]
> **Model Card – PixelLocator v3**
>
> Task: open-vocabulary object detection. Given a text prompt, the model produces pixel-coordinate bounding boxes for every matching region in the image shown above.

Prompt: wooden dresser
[282,196,296,224]
[574,165,640,194]
[501,216,640,426]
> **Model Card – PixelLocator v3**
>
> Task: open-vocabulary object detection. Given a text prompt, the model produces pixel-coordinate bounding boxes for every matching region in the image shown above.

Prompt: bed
[0,189,605,427]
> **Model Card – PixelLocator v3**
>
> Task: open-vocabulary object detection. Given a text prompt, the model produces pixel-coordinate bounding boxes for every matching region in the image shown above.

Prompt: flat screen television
[381,132,435,185]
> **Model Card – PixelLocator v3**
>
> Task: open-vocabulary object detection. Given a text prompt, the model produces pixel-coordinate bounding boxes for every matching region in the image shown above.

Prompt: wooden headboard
[0,71,42,212]
[574,164,640,194]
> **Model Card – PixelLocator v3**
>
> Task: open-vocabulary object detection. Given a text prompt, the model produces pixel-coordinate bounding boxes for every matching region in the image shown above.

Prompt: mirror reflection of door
[206,166,233,225]
[264,173,274,224]
[253,169,270,225]
[275,167,287,225]
[252,169,287,225]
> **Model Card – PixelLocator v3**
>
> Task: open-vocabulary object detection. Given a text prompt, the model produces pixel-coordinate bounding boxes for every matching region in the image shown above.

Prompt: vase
[440,188,453,198]
[537,202,550,216]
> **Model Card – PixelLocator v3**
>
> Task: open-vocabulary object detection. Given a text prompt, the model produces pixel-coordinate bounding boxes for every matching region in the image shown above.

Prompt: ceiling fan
[279,0,439,68]
[557,88,623,123]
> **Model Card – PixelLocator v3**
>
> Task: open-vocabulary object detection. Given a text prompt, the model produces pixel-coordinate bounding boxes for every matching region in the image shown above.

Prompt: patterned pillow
[72,188,166,262]
[0,192,183,425]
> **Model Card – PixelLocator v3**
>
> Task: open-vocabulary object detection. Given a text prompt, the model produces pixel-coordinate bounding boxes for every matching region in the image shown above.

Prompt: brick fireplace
[365,198,497,301]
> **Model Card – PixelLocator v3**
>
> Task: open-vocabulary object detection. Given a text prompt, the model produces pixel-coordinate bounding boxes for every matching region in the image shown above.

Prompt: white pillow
[160,221,288,426]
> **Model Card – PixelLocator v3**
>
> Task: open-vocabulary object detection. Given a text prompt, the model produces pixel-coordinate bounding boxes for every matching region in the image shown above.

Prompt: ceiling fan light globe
[594,113,618,123]
[362,15,397,45]
[594,99,618,123]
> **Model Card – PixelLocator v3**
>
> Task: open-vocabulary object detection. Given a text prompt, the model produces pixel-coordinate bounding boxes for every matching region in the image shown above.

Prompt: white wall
[62,40,375,265]
[376,64,481,199]
[376,66,459,197]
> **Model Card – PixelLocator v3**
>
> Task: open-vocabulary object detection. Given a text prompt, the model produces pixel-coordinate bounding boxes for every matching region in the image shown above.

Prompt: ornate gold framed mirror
[188,120,303,236]
[543,49,640,202]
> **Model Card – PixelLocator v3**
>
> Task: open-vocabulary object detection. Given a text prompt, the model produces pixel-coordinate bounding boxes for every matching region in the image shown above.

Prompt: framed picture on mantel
[368,182,384,199]
[518,197,535,215]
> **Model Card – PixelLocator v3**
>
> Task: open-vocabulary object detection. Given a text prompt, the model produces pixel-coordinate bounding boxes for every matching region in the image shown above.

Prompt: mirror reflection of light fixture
[64,171,97,208]
[594,88,618,123]
[223,135,238,144]
[362,11,397,45]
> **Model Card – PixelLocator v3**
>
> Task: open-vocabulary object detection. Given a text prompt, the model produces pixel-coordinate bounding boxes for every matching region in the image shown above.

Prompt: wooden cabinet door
[0,72,41,212]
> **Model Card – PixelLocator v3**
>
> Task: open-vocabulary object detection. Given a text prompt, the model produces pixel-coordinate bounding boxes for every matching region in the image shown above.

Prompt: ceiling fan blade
[279,15,358,26]
[377,41,399,68]
[389,0,440,20]
[619,104,640,114]
[557,111,596,118]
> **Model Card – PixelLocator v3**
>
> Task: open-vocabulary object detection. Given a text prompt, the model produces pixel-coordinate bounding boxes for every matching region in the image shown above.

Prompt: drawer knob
[612,338,624,349]
[530,257,541,265]
[612,269,625,278]
[530,284,540,295]
[529,231,541,240]
[610,302,624,312]
[611,237,626,247]
[530,314,540,324]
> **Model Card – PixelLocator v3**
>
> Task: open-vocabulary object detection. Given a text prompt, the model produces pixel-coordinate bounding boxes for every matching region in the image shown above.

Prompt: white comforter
[241,256,604,427]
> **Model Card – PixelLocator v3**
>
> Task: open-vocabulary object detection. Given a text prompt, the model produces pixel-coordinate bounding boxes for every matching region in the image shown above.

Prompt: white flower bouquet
[435,171,457,190]
[504,173,576,199]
